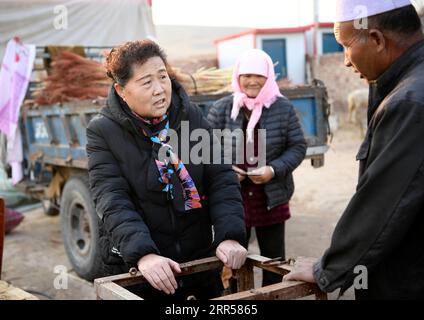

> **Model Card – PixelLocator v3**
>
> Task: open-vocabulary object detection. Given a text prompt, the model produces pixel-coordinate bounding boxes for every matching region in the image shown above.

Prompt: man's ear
[369,29,386,53]
[114,83,125,100]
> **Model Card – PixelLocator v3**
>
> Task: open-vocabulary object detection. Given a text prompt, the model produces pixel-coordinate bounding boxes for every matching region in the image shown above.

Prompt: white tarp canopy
[0,0,156,58]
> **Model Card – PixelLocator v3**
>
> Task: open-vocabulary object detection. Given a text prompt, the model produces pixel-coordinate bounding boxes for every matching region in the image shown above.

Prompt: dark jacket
[207,95,307,210]
[314,40,424,300]
[86,80,246,275]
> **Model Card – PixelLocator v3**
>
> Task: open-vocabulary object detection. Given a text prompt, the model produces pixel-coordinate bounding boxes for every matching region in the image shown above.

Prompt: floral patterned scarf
[133,111,202,212]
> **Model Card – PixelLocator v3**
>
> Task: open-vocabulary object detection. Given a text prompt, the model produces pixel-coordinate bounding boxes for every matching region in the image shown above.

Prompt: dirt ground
[2,123,362,300]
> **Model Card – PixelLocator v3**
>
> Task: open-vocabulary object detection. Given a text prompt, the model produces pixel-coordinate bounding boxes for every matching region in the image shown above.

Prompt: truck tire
[60,176,103,281]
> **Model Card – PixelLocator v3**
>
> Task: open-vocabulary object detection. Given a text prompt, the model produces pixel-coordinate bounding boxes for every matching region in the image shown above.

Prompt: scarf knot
[148,115,202,211]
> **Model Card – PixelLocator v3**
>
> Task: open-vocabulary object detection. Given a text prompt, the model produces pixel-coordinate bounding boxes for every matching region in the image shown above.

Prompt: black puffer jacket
[207,96,307,210]
[86,80,246,274]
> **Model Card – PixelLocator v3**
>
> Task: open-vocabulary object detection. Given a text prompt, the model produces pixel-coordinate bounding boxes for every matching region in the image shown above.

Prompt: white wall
[304,27,339,56]
[257,33,306,84]
[304,28,314,57]
[217,34,254,69]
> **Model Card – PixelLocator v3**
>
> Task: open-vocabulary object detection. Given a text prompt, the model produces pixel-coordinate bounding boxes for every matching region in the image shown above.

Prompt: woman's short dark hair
[368,5,422,36]
[106,39,171,86]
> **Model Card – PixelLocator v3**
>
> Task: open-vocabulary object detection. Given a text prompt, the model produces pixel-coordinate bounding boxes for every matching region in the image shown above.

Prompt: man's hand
[248,166,274,184]
[232,165,246,182]
[216,240,247,269]
[137,253,181,294]
[283,257,317,283]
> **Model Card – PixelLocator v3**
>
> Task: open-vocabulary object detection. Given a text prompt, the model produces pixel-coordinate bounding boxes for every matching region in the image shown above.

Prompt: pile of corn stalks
[34,51,111,105]
[174,65,294,95]
[173,66,233,95]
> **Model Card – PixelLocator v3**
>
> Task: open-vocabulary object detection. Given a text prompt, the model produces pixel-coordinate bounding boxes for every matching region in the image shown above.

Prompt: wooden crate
[94,254,327,300]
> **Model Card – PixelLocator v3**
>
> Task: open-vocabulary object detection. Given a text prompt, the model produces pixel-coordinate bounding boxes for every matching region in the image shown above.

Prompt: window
[322,33,343,54]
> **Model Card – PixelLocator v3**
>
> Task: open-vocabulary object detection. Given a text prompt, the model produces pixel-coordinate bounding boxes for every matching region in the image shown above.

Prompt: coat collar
[368,39,424,122]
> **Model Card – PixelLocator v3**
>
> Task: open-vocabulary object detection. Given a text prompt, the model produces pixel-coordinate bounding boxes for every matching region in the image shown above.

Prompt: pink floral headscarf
[231,49,283,142]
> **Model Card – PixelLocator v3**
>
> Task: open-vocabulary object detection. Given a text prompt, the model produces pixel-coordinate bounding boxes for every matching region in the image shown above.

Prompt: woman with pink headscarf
[208,49,306,286]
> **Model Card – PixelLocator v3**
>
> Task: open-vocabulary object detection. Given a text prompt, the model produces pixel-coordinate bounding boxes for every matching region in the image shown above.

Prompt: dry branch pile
[34,51,111,105]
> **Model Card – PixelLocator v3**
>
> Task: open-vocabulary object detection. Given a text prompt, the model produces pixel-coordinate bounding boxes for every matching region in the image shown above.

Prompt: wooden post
[235,259,254,292]
[315,290,328,300]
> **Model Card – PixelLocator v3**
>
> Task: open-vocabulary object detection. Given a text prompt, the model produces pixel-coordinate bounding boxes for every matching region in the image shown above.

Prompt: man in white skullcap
[285,1,424,300]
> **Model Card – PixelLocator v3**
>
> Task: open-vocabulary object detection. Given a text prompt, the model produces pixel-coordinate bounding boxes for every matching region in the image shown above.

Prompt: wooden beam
[247,254,293,276]
[246,254,327,300]
[212,281,319,300]
[96,282,143,300]
[178,256,224,275]
[95,256,224,288]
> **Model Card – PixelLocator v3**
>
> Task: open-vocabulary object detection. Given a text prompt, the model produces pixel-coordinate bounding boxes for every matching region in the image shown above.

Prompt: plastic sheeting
[0,38,36,185]
[0,0,156,58]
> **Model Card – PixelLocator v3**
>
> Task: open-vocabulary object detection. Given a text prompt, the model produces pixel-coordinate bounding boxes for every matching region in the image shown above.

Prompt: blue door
[322,33,343,54]
[262,39,287,80]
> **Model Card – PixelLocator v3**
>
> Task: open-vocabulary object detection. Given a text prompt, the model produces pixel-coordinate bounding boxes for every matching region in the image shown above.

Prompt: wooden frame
[94,255,327,300]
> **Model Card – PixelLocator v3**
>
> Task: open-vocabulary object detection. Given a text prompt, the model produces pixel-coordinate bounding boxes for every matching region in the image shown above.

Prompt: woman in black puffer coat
[86,40,246,300]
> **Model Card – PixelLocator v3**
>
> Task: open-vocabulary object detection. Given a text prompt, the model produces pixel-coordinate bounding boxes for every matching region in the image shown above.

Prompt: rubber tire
[60,176,103,281]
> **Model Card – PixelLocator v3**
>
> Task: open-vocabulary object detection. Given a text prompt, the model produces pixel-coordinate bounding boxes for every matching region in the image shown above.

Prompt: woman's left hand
[248,166,275,184]
[216,240,247,269]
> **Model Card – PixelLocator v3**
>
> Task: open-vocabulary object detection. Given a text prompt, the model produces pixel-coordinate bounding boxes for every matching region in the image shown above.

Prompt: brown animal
[347,88,369,138]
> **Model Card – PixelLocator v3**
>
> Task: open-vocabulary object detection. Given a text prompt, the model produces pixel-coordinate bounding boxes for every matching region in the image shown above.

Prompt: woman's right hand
[232,165,246,182]
[137,254,181,295]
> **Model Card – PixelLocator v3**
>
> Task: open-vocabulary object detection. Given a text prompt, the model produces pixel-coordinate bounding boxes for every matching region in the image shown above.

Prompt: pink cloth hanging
[0,38,36,184]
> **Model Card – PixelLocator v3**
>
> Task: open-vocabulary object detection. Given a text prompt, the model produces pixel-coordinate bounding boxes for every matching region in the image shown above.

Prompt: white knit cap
[335,0,412,22]
[411,0,424,16]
